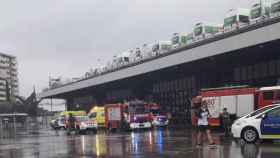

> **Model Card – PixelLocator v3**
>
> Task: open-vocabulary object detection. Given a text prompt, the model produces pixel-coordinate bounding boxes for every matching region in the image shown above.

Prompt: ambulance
[88,106,105,128]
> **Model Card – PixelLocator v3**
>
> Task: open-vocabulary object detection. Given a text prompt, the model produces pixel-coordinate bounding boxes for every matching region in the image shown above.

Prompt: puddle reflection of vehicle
[131,132,140,153]
[240,144,259,158]
[240,143,280,158]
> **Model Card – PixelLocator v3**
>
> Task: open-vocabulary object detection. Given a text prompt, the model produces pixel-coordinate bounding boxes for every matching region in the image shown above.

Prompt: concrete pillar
[66,98,75,110]
[13,114,17,135]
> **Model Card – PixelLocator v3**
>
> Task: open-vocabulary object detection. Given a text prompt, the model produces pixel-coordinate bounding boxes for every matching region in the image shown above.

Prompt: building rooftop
[0,52,16,59]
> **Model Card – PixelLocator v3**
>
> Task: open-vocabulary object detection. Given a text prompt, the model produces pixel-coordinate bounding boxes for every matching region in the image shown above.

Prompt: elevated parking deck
[39,17,280,99]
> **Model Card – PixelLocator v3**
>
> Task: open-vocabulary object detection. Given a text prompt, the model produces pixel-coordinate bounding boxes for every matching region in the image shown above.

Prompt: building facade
[39,17,280,123]
[0,52,19,102]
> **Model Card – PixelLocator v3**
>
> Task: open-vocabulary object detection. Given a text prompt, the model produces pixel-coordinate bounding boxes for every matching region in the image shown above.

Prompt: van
[88,106,105,128]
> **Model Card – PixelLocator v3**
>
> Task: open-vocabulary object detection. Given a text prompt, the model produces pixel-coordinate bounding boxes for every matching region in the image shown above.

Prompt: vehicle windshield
[194,26,203,36]
[150,109,160,115]
[172,35,179,45]
[250,7,261,19]
[129,104,149,114]
[224,15,237,27]
[89,112,97,119]
[76,116,90,121]
[271,1,280,13]
[248,105,279,117]
[161,44,171,51]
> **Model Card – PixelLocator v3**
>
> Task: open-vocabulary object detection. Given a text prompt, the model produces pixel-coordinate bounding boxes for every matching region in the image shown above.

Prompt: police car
[232,104,280,143]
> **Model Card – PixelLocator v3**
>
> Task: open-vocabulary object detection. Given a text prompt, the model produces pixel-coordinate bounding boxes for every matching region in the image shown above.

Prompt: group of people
[192,97,231,148]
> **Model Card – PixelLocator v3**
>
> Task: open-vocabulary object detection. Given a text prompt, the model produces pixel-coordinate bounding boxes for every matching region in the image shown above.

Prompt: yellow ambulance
[88,106,105,128]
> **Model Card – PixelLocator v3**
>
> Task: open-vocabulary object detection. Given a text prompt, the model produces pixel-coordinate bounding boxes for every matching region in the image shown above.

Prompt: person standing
[67,113,76,135]
[220,108,231,137]
[196,103,215,147]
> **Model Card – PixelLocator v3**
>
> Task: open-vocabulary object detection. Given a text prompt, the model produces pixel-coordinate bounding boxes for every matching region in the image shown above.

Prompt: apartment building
[0,52,19,102]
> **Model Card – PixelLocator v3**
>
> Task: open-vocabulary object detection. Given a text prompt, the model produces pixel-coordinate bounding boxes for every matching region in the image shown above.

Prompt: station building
[39,17,280,123]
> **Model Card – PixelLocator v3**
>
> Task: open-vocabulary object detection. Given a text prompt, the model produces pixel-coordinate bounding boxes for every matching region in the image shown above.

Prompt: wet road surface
[0,128,280,158]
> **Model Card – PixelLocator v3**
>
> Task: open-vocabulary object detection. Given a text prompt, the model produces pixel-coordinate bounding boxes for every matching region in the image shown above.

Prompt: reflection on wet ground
[0,127,280,158]
[0,128,192,158]
[191,133,280,158]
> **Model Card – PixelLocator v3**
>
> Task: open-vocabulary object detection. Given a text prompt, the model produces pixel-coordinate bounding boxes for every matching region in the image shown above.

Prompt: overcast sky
[0,0,255,97]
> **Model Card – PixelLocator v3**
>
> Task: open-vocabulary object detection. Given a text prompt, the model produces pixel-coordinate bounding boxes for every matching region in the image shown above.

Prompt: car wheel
[242,127,258,143]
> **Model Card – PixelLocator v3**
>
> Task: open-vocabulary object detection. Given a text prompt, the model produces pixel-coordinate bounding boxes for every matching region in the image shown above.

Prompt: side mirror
[261,114,267,119]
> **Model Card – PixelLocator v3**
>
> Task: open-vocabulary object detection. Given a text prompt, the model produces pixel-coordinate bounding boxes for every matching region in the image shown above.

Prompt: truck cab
[271,0,280,17]
[224,8,250,31]
[151,41,172,56]
[256,86,280,109]
[127,101,152,130]
[148,103,169,127]
[250,2,271,21]
[88,106,105,128]
[193,22,222,40]
[171,33,188,49]
[111,52,130,69]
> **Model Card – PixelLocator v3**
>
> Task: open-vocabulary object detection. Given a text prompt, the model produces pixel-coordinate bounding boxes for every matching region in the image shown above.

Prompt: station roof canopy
[39,17,280,99]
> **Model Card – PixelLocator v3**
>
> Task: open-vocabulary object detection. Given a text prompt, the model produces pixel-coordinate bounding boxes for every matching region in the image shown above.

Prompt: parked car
[50,117,66,130]
[231,104,280,143]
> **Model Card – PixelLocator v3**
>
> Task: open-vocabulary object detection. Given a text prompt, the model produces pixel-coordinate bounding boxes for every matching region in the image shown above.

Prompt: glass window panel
[263,91,274,100]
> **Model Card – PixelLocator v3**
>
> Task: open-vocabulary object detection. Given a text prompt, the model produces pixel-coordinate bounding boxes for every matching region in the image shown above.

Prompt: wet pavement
[0,127,280,158]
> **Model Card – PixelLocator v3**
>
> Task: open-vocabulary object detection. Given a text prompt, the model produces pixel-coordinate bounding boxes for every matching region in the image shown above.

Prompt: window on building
[276,90,280,100]
[277,59,280,75]
[263,91,274,100]
[260,62,268,77]
[179,79,183,90]
[268,60,276,76]
[254,63,261,79]
[247,65,253,80]
[234,67,241,81]
[241,66,247,81]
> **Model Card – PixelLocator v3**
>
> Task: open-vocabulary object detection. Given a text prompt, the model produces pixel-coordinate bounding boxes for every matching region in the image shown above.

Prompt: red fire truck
[192,85,280,126]
[104,103,125,130]
[104,100,152,131]
[146,103,169,127]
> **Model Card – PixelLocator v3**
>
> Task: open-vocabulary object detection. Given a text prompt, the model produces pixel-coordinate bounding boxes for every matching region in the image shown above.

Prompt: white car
[75,116,97,134]
[232,104,280,143]
[50,117,66,130]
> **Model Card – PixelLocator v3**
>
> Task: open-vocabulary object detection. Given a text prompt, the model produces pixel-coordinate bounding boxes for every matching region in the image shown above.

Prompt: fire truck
[192,85,280,127]
[104,100,152,131]
[146,103,169,127]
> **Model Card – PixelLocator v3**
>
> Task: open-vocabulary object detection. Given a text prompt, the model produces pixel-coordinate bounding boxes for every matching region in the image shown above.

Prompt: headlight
[81,122,86,127]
